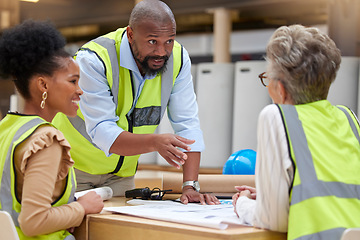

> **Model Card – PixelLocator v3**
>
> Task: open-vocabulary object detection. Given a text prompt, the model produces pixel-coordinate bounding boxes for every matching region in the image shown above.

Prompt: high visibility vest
[52,27,183,177]
[0,114,76,240]
[277,101,360,240]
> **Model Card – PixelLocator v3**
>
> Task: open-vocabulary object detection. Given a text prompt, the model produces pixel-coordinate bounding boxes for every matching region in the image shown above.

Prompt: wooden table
[74,197,287,240]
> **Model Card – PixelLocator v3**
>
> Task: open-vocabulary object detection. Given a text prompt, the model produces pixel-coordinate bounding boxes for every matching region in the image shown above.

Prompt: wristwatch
[182,180,200,192]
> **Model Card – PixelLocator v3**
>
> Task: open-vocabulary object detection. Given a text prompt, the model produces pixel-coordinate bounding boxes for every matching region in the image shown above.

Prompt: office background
[0,0,359,168]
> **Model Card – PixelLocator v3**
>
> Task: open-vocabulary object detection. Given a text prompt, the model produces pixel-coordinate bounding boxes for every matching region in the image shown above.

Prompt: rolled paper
[74,186,113,200]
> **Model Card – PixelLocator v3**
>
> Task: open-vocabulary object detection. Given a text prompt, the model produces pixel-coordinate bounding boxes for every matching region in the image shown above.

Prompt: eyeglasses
[125,187,172,200]
[258,72,269,87]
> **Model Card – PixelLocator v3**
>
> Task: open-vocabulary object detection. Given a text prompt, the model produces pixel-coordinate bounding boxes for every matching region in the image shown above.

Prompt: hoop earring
[40,91,47,109]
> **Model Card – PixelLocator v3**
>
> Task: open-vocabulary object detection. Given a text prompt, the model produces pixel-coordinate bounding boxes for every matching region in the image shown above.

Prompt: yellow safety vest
[278,101,360,240]
[53,27,183,177]
[0,114,76,240]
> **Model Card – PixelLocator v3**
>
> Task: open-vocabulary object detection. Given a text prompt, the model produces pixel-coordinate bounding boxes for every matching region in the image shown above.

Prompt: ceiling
[19,0,329,43]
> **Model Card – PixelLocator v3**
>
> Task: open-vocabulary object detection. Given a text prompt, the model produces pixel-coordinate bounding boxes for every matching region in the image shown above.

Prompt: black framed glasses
[258,72,269,87]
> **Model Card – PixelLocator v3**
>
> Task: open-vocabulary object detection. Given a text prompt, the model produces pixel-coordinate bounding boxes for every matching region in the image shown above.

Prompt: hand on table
[232,185,256,217]
[180,187,220,205]
[235,185,256,199]
[77,191,104,215]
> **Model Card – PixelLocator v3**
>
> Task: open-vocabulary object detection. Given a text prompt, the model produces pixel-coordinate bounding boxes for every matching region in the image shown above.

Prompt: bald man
[53,0,219,205]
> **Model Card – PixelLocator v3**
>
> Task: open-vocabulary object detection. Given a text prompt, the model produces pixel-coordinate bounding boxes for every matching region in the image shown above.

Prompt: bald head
[129,0,176,30]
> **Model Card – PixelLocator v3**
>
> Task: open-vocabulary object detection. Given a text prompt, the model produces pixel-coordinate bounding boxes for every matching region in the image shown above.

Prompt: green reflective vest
[52,27,183,177]
[0,114,76,240]
[278,101,360,240]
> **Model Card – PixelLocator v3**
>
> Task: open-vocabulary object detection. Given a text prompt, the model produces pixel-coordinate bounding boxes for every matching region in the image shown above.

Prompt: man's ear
[126,26,133,43]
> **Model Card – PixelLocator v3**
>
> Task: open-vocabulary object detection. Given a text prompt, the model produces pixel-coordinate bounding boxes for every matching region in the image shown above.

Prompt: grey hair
[129,0,176,29]
[266,24,341,104]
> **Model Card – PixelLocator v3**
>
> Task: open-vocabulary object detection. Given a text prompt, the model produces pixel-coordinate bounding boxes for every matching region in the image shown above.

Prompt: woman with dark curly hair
[0,20,104,239]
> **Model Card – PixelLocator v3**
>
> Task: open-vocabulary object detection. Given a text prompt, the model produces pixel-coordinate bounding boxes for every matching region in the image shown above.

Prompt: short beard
[130,40,169,76]
[137,55,169,76]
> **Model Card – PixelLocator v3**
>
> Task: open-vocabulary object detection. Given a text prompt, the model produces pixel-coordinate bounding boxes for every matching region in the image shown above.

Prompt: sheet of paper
[104,200,248,229]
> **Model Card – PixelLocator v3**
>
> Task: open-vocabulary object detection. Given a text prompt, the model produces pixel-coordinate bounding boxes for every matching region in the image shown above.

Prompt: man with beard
[53,0,219,205]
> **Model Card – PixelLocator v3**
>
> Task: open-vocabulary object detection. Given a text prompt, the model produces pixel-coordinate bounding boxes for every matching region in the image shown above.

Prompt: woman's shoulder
[17,124,71,156]
[16,124,73,178]
[31,124,70,148]
[259,104,281,120]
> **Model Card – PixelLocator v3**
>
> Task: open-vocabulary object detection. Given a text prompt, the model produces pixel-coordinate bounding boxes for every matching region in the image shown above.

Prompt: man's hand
[110,132,194,169]
[180,187,220,205]
[154,134,195,169]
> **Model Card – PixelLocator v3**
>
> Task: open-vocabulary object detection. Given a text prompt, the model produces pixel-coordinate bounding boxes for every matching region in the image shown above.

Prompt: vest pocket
[132,106,161,127]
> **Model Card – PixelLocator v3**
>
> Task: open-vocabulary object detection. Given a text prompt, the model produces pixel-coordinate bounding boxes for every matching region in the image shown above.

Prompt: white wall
[232,61,271,153]
[196,63,235,168]
[177,26,328,57]
[328,57,359,115]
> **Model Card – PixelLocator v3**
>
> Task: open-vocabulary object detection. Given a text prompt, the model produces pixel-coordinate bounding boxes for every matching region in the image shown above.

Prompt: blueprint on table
[104,199,247,229]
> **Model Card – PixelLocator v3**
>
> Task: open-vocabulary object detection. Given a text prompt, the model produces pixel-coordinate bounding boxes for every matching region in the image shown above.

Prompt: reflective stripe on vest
[68,34,174,149]
[294,228,347,240]
[0,118,44,226]
[67,115,100,149]
[92,36,120,105]
[52,28,182,176]
[66,167,76,205]
[337,106,360,143]
[279,104,360,240]
[0,115,76,240]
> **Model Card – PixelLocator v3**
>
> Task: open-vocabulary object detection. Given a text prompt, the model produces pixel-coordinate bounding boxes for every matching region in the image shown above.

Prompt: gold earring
[40,91,47,109]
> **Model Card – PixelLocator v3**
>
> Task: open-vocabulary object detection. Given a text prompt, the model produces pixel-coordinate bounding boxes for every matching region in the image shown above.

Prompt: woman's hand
[77,191,104,215]
[234,185,257,200]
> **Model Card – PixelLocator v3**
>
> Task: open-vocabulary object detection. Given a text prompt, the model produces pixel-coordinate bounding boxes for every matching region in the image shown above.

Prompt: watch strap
[182,180,200,192]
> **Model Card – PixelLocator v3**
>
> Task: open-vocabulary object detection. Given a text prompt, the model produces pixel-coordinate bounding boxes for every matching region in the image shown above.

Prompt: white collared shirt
[235,104,293,233]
